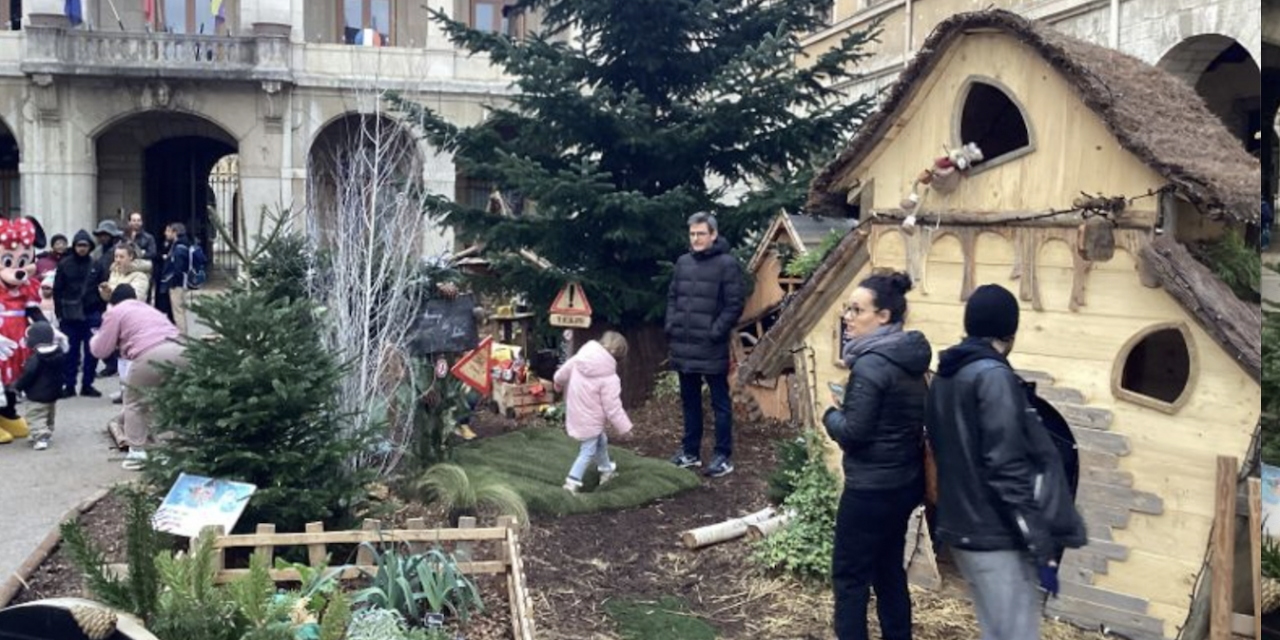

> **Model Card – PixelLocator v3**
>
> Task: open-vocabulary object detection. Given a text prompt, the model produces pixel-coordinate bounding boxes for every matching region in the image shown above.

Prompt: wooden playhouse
[732,211,857,423]
[738,11,1261,640]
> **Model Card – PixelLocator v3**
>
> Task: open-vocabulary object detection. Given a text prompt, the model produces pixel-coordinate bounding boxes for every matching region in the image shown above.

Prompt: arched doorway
[94,112,237,264]
[1158,35,1262,151]
[306,113,439,251]
[208,154,241,277]
[0,119,18,220]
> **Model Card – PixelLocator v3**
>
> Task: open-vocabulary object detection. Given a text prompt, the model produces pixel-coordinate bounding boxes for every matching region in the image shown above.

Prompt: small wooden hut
[738,11,1261,640]
[733,211,857,422]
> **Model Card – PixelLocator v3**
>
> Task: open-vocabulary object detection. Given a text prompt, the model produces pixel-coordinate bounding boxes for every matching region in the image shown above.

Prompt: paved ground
[1265,246,1280,305]
[0,296,216,593]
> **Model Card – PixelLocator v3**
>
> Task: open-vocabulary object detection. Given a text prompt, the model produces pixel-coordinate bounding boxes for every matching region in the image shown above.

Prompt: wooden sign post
[1210,455,1237,640]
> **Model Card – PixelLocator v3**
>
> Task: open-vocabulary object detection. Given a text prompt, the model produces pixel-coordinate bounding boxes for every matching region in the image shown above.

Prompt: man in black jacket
[926,284,1084,640]
[665,213,743,478]
[53,230,106,398]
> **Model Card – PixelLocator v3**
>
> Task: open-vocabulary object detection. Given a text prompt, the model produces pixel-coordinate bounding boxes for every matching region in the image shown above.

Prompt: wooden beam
[1211,456,1238,640]
[866,208,1157,229]
[1251,478,1262,640]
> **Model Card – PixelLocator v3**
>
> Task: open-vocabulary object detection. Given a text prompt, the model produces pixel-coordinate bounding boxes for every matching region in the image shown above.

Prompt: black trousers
[832,477,923,640]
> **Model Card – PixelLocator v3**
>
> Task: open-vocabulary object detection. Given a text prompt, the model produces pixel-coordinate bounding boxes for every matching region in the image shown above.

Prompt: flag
[143,0,154,25]
[211,0,225,24]
[64,0,83,26]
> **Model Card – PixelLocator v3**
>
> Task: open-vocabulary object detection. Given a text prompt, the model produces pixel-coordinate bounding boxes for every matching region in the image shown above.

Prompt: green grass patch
[453,427,701,516]
[604,596,718,640]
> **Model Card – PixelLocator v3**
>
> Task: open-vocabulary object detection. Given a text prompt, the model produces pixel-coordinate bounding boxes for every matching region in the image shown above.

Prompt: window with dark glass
[162,0,224,34]
[471,0,523,38]
[342,0,392,46]
[959,81,1031,164]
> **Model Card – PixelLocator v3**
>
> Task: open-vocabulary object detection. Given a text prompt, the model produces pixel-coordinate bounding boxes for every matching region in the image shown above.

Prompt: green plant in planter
[347,609,445,640]
[416,462,530,527]
[1264,529,1280,581]
[60,487,169,623]
[353,544,484,628]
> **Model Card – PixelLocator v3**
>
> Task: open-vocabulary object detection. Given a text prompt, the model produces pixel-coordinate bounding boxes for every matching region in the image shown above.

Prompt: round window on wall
[1111,322,1196,414]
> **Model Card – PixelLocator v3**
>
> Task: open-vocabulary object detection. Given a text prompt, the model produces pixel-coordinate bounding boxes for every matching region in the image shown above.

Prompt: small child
[12,322,66,450]
[554,331,633,493]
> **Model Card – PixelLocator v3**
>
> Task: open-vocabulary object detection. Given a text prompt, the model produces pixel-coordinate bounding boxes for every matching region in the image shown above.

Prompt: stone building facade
[1,0,530,268]
[804,0,1266,198]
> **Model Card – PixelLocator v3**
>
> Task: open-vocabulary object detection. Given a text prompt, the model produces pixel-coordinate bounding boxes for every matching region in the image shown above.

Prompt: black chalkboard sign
[410,294,481,355]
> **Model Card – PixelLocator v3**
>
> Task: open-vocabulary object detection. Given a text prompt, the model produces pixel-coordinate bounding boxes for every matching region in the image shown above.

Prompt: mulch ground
[9,391,1108,640]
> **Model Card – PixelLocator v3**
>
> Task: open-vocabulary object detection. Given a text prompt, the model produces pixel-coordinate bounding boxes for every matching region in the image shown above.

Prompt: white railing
[63,31,255,72]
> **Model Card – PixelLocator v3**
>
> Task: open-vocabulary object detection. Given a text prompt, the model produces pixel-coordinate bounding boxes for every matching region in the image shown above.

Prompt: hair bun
[889,272,913,294]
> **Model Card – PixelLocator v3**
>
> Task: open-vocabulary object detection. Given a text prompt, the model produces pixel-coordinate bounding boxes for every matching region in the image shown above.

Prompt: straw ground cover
[452,427,701,516]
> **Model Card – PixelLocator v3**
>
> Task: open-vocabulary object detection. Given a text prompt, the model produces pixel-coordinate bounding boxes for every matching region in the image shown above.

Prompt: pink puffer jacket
[553,340,633,440]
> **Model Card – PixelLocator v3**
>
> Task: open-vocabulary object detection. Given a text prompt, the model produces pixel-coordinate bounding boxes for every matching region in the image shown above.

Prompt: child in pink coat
[553,331,633,493]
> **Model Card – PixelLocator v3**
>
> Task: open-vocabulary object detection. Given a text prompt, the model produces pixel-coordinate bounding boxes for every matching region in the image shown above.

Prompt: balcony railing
[21,23,290,82]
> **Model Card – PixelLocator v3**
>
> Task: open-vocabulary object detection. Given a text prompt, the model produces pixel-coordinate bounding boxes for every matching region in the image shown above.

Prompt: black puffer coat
[822,331,931,491]
[926,338,1086,564]
[665,237,744,375]
[53,230,106,323]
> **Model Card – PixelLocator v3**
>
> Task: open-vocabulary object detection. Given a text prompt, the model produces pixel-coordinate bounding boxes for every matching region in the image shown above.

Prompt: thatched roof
[807,9,1261,225]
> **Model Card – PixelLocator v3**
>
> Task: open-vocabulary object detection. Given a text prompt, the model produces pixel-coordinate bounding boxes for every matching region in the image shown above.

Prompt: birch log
[746,512,792,541]
[680,507,775,549]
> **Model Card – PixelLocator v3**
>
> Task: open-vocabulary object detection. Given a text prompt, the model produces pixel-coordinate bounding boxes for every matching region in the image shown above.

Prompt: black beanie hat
[965,284,1020,339]
[26,322,54,348]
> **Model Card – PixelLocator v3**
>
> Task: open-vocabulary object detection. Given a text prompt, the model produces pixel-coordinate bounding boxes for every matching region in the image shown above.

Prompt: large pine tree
[399,0,877,327]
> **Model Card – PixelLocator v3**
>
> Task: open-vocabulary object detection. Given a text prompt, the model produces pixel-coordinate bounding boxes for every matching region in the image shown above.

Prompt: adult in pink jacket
[553,332,633,493]
[90,284,183,470]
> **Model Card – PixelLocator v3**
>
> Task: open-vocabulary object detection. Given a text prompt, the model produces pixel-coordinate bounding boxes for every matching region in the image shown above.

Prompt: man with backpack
[160,222,205,334]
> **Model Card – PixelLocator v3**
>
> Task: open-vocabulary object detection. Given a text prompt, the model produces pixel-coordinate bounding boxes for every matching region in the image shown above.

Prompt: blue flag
[64,0,83,26]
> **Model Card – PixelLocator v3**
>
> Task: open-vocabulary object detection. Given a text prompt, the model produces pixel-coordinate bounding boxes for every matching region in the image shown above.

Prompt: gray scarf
[842,322,905,368]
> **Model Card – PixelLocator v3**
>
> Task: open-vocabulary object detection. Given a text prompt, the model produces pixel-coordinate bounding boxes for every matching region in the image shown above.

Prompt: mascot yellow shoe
[0,414,28,440]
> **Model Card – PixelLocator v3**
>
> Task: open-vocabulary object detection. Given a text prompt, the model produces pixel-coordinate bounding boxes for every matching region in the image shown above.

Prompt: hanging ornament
[434,357,449,379]
[930,165,961,194]
[901,213,918,236]
[1076,216,1116,262]
[899,191,921,212]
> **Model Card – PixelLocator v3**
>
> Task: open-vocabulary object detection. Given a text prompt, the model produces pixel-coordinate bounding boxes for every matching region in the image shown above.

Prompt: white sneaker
[599,464,618,486]
[562,478,581,494]
[33,439,48,451]
[122,448,147,471]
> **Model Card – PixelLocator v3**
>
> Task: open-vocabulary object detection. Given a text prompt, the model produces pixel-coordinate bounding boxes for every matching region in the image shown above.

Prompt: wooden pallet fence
[196,518,536,639]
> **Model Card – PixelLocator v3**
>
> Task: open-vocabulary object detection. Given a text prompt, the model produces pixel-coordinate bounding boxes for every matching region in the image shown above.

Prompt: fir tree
[143,289,370,532]
[395,0,877,327]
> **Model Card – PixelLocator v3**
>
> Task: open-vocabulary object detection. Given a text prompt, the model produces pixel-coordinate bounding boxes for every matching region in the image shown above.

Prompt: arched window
[1111,322,1196,413]
[956,78,1033,170]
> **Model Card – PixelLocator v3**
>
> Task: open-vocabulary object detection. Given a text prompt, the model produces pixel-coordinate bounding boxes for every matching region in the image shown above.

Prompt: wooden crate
[178,518,536,640]
[492,378,556,419]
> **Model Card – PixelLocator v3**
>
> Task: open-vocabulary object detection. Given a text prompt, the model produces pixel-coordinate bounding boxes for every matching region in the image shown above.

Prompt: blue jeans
[951,549,1041,640]
[567,433,614,483]
[60,315,101,390]
[678,371,732,460]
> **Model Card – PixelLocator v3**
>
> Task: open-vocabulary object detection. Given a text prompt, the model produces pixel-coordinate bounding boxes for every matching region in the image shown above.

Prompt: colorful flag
[143,0,154,25]
[64,0,83,26]
[211,0,226,23]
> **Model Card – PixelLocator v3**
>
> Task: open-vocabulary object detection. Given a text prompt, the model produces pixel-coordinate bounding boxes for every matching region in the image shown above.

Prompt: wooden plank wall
[796,225,1260,638]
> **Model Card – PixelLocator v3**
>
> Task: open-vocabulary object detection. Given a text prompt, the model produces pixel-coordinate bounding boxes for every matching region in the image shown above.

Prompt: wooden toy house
[738,11,1261,640]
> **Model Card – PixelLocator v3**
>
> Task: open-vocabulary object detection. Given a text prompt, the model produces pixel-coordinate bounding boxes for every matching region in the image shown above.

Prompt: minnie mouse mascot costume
[0,217,57,443]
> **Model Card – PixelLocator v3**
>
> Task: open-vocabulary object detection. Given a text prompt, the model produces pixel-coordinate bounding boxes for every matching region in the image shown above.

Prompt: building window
[161,0,229,34]
[1112,322,1196,414]
[1,1,20,31]
[342,0,392,46]
[957,78,1034,169]
[470,0,523,38]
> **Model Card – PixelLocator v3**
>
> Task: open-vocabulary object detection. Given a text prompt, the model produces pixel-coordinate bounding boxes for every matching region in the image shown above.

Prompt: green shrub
[416,463,530,527]
[60,487,169,622]
[1264,531,1280,581]
[783,230,843,279]
[765,436,808,505]
[144,289,371,532]
[1203,229,1260,300]
[405,362,475,470]
[1265,310,1280,467]
[353,545,484,628]
[752,432,839,583]
[652,371,681,401]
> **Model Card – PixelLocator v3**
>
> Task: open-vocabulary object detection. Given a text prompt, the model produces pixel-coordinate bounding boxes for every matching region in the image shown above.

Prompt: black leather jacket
[926,338,1086,564]
[822,331,931,491]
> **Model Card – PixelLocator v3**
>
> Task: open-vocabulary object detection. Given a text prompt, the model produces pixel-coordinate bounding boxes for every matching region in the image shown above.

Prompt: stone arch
[0,116,20,219]
[1157,35,1261,150]
[93,111,240,256]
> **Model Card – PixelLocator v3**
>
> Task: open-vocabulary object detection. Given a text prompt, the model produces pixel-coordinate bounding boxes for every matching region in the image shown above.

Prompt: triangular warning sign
[550,282,592,316]
[450,336,493,395]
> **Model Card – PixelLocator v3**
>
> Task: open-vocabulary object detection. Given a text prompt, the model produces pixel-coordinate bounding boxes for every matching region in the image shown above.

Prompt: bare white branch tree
[304,92,434,477]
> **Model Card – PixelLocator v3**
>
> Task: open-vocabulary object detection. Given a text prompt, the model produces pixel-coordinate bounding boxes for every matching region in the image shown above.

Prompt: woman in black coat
[821,271,932,640]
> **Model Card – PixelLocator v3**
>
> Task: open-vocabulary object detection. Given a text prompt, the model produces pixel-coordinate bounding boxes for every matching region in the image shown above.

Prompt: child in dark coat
[12,322,66,450]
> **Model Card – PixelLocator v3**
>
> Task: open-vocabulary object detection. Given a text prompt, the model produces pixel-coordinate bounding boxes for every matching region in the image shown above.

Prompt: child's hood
[572,340,617,379]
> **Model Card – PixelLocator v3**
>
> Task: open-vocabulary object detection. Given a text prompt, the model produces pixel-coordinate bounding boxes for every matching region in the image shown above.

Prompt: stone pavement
[0,296,215,597]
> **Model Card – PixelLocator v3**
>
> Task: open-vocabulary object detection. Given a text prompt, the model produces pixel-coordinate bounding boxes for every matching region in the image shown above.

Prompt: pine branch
[59,520,134,612]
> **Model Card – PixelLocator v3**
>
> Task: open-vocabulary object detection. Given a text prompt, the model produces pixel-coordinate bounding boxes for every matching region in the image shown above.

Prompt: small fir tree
[143,289,370,532]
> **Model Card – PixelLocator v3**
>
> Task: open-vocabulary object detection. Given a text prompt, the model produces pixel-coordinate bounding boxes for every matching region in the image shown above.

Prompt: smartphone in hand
[827,381,845,397]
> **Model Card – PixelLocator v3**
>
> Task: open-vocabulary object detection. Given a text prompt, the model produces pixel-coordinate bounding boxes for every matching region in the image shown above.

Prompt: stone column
[420,145,456,257]
[25,124,97,238]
